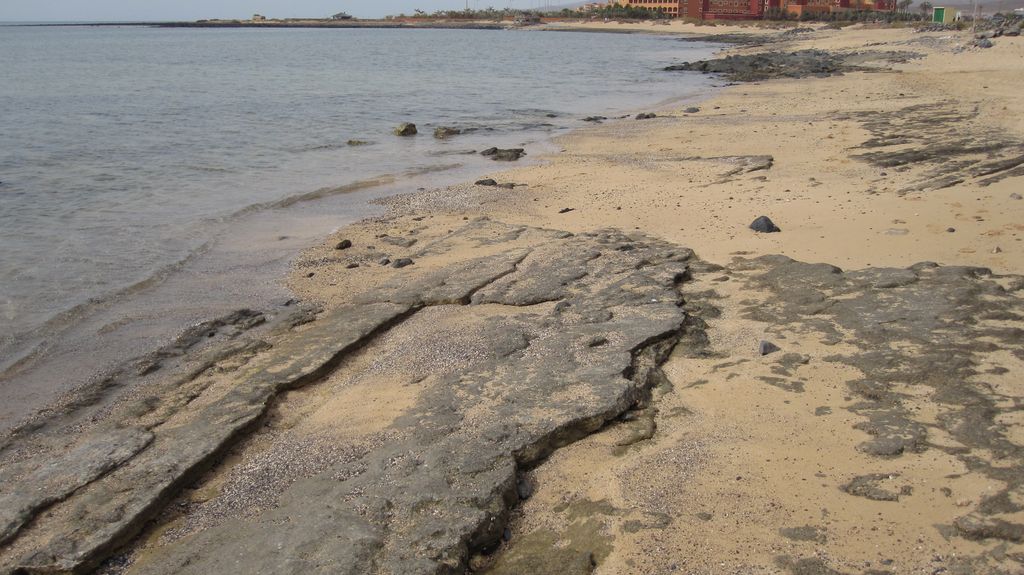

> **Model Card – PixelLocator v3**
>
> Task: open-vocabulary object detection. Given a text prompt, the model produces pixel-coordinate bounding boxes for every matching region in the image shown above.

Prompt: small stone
[393,123,417,137]
[392,258,414,269]
[346,140,371,146]
[475,179,498,187]
[335,239,352,250]
[759,340,781,356]
[305,272,315,278]
[947,227,956,233]
[516,478,533,500]
[1010,193,1022,200]
[558,208,575,214]
[750,216,781,233]
[379,258,391,266]
[684,107,700,113]
[635,112,657,120]
[345,263,359,269]
[497,183,516,189]
[992,247,1002,254]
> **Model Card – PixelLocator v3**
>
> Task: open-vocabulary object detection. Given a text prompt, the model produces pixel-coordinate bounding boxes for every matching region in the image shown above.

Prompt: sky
[0,0,574,22]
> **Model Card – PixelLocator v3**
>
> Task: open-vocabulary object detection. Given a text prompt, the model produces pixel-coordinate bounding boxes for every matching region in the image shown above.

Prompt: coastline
[1,22,1024,575]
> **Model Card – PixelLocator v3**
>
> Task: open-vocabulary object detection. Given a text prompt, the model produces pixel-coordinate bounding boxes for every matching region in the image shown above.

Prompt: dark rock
[974,38,994,48]
[475,179,498,187]
[947,227,956,233]
[516,478,533,500]
[635,113,657,120]
[335,239,352,250]
[481,148,526,162]
[305,272,315,278]
[684,107,700,114]
[749,216,781,233]
[378,257,391,266]
[759,341,781,356]
[1011,193,1023,200]
[665,49,909,82]
[582,116,607,123]
[345,263,359,269]
[497,183,516,189]
[843,473,903,502]
[391,258,414,269]
[433,126,462,139]
[346,140,372,146]
[394,123,417,137]
[558,208,575,214]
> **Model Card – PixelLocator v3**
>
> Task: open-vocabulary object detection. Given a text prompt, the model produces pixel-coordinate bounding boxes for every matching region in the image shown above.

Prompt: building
[331,12,353,20]
[251,13,267,21]
[612,0,761,19]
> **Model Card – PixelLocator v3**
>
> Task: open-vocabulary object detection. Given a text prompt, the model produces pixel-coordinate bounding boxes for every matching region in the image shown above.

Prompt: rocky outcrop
[394,123,418,137]
[0,220,700,575]
[481,148,526,162]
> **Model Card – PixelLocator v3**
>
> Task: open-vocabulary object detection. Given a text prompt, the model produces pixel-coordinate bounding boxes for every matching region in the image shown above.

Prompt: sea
[0,24,720,430]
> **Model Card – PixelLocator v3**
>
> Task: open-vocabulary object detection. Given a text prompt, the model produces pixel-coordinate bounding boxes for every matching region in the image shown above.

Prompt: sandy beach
[1,21,1023,575]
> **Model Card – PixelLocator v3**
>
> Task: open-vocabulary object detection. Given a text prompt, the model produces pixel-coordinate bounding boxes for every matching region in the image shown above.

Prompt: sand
[289,24,1024,574]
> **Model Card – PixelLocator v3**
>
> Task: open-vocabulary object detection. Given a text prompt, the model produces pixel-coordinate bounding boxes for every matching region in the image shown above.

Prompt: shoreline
[1,22,1023,575]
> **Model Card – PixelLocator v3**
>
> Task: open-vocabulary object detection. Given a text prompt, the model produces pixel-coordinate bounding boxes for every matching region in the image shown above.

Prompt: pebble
[1010,193,1022,200]
[335,239,352,250]
[379,258,391,266]
[345,263,359,269]
[947,227,956,233]
[759,340,781,356]
[559,208,575,214]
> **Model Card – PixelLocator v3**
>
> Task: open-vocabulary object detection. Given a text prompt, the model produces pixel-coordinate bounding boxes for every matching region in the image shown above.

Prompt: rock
[974,38,994,49]
[497,183,516,189]
[635,113,657,120]
[346,140,371,146]
[391,258,414,269]
[664,49,902,82]
[378,257,391,266]
[759,340,781,356]
[433,127,462,139]
[380,236,417,248]
[516,478,533,500]
[947,227,956,233]
[475,179,498,187]
[335,239,353,250]
[346,263,360,269]
[481,148,526,162]
[1011,193,1022,200]
[394,123,417,137]
[582,116,606,123]
[749,216,781,233]
[684,107,701,114]
[993,247,1002,254]
[558,208,575,214]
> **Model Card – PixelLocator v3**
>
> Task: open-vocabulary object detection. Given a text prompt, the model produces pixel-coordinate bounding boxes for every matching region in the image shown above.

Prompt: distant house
[331,12,354,20]
[252,14,267,21]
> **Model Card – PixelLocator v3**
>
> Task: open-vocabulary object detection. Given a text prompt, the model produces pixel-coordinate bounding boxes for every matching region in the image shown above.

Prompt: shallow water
[0,25,719,428]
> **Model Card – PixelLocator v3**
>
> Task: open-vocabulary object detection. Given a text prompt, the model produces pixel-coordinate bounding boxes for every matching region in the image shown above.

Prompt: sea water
[0,24,719,428]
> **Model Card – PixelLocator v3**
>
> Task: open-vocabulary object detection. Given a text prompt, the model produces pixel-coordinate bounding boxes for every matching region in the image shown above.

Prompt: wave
[0,240,214,382]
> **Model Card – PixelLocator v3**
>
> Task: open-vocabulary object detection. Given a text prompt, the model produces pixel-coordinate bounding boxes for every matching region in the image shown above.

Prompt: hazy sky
[0,0,567,22]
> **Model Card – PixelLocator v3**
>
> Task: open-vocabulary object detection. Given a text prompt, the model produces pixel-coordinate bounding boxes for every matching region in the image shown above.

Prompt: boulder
[434,127,462,139]
[750,216,781,233]
[636,113,657,120]
[391,258,415,269]
[394,123,418,137]
[335,239,353,250]
[684,107,701,114]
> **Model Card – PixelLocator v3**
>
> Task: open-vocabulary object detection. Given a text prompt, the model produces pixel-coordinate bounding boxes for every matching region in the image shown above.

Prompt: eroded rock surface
[0,220,700,575]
